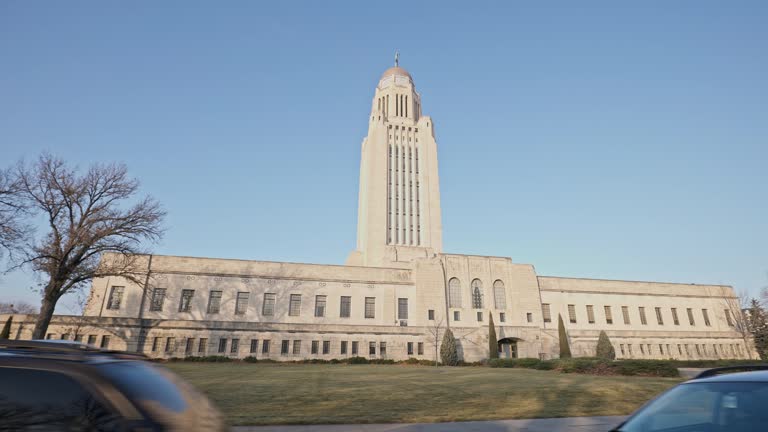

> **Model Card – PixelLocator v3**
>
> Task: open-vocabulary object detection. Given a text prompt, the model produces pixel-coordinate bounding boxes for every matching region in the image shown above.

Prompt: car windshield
[97,361,188,413]
[618,381,768,432]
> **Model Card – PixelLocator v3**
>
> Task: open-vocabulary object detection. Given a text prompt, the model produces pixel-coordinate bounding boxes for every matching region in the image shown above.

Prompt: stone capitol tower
[347,55,443,268]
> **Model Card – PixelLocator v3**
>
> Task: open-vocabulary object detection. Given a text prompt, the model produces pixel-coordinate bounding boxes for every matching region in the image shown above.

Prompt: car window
[97,361,188,413]
[620,382,768,432]
[0,366,121,431]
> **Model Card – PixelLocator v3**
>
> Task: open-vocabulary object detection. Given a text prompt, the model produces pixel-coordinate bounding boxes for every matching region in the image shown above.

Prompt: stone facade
[1,62,753,362]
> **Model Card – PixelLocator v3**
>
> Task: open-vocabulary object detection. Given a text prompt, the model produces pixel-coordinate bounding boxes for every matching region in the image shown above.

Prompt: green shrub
[0,316,12,339]
[346,356,369,364]
[243,356,259,363]
[440,329,459,366]
[557,358,605,374]
[403,357,421,364]
[558,314,571,358]
[595,331,616,360]
[534,360,556,370]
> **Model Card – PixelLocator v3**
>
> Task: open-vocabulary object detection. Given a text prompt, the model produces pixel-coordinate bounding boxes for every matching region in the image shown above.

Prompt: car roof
[688,370,768,383]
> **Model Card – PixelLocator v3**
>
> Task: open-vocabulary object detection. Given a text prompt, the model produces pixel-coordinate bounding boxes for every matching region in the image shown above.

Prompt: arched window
[471,279,484,309]
[493,280,506,309]
[448,278,462,308]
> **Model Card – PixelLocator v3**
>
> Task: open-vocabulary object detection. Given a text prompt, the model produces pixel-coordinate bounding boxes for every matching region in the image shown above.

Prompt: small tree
[747,299,768,360]
[723,290,754,359]
[425,314,444,367]
[488,312,498,359]
[595,330,615,360]
[0,316,12,339]
[558,314,571,358]
[440,328,459,366]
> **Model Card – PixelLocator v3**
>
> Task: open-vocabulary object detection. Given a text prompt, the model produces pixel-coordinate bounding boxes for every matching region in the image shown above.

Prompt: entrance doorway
[498,338,518,359]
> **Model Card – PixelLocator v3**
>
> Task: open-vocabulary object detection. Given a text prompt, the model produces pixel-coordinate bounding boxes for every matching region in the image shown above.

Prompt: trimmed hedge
[488,357,679,377]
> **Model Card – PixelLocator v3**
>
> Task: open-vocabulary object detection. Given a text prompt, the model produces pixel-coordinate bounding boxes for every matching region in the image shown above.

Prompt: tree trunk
[31,296,57,340]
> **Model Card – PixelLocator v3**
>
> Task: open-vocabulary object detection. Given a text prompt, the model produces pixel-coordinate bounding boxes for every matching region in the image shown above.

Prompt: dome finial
[395,50,399,67]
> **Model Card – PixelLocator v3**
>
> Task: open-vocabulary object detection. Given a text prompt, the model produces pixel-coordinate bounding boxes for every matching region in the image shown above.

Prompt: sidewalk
[233,416,627,432]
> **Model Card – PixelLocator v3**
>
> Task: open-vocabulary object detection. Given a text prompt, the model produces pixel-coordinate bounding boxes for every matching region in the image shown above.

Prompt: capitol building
[4,61,752,362]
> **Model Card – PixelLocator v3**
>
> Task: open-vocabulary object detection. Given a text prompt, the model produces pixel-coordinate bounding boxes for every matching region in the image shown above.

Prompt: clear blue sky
[1,1,766,313]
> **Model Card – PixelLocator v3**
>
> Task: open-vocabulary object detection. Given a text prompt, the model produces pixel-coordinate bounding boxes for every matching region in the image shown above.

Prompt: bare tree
[723,290,755,359]
[0,165,30,262]
[0,301,38,314]
[425,315,445,366]
[15,154,165,339]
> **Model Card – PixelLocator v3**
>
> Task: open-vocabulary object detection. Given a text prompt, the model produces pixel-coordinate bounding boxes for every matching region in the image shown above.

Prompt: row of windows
[449,310,533,323]
[46,333,110,349]
[121,287,411,320]
[152,337,425,357]
[448,278,507,309]
[617,342,743,359]
[542,303,724,328]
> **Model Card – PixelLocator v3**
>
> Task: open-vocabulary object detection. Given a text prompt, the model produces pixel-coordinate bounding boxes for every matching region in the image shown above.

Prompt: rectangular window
[567,304,576,324]
[369,342,376,355]
[341,341,348,355]
[638,307,647,325]
[398,298,408,320]
[100,335,110,349]
[315,295,327,317]
[281,340,289,355]
[655,307,664,325]
[622,306,631,325]
[150,288,166,312]
[586,305,595,324]
[235,292,249,315]
[380,342,386,356]
[311,340,319,354]
[702,309,711,326]
[230,338,239,354]
[365,297,375,319]
[659,344,664,355]
[323,341,330,355]
[152,337,160,352]
[292,340,301,355]
[677,344,682,355]
[477,311,483,322]
[604,306,613,324]
[500,312,506,323]
[185,338,194,354]
[672,308,680,325]
[289,294,302,316]
[526,312,533,323]
[725,309,734,326]
[407,342,414,355]
[428,309,435,320]
[542,304,552,323]
[453,311,460,321]
[198,338,207,353]
[207,290,222,314]
[627,345,633,356]
[106,286,124,310]
[620,344,625,356]
[417,342,424,355]
[250,339,259,354]
[351,341,359,355]
[340,296,351,318]
[74,335,83,342]
[262,340,270,354]
[88,335,97,345]
[179,289,194,312]
[640,344,645,355]
[218,338,227,353]
[262,293,276,316]
[687,308,695,326]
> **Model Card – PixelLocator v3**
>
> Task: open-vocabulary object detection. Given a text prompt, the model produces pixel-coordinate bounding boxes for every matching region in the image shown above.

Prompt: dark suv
[0,339,225,431]
[612,365,768,432]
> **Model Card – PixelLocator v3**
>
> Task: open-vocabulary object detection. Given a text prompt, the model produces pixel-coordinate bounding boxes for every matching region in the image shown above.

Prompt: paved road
[233,416,627,432]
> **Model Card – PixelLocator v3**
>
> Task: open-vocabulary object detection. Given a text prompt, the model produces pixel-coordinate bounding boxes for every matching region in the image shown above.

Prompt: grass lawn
[167,363,681,426]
